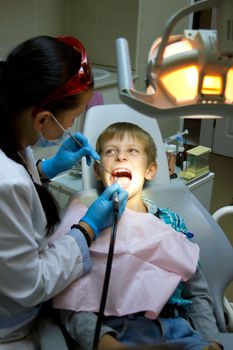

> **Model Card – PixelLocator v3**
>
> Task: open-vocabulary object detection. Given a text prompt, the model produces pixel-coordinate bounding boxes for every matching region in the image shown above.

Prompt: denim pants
[105,314,210,350]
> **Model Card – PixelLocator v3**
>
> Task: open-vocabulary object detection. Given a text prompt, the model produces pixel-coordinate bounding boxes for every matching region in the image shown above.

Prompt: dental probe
[50,115,119,207]
[50,114,113,176]
[95,159,113,177]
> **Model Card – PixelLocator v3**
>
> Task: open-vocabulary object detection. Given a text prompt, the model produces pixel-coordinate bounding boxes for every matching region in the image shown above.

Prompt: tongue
[117,177,131,189]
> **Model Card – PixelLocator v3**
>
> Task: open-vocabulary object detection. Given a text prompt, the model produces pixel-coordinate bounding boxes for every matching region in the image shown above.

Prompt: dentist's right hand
[80,183,128,238]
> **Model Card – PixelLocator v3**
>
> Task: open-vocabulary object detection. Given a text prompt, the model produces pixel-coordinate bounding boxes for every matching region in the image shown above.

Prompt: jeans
[105,315,210,350]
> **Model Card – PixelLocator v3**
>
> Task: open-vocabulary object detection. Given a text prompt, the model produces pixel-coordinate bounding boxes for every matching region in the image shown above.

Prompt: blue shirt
[143,197,195,306]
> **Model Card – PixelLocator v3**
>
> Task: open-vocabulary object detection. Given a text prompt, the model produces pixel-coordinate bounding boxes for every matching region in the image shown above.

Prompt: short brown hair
[96,122,157,165]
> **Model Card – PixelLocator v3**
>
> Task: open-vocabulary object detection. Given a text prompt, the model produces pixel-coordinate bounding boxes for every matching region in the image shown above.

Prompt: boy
[52,122,222,350]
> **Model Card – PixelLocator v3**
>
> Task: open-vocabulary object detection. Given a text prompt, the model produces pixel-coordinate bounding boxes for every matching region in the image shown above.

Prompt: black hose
[93,206,119,350]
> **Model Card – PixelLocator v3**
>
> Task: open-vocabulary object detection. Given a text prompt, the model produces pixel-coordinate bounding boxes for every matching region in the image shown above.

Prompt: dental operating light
[116,0,233,119]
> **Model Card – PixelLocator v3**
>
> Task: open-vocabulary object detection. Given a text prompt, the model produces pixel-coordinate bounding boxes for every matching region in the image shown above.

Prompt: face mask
[34,128,72,148]
[33,113,73,148]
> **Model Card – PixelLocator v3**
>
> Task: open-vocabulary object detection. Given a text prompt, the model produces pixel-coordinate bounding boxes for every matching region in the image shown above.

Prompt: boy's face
[94,133,157,199]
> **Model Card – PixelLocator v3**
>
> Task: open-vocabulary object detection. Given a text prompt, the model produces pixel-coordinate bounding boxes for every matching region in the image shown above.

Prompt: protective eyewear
[36,36,93,108]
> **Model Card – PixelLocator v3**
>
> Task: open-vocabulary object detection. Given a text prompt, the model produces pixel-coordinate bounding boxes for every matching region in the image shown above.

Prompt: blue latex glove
[80,183,128,238]
[41,132,100,179]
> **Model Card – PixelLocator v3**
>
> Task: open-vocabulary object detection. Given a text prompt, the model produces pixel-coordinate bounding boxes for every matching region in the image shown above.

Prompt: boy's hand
[98,334,129,350]
[204,342,223,350]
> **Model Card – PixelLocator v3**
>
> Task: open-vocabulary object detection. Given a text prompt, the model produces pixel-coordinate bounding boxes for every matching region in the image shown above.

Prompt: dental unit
[116,0,233,120]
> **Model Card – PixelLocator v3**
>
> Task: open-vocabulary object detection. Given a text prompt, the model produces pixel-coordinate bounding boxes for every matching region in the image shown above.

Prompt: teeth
[112,168,132,180]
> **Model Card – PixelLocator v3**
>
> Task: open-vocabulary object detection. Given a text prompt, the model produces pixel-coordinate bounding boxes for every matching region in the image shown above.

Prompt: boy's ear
[93,162,101,180]
[145,162,157,180]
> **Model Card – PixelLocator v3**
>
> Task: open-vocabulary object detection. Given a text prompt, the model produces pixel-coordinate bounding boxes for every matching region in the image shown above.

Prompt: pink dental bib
[52,199,199,319]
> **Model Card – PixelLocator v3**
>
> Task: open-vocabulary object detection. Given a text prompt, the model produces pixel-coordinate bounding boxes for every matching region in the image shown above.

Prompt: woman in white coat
[0,35,128,347]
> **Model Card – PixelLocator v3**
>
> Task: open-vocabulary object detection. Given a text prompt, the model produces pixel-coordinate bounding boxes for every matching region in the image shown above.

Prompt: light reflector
[160,65,198,102]
[201,75,222,95]
[225,68,233,102]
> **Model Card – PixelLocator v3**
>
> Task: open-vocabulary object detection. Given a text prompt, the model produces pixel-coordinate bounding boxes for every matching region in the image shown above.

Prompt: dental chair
[212,206,233,333]
[0,319,69,350]
[75,104,233,350]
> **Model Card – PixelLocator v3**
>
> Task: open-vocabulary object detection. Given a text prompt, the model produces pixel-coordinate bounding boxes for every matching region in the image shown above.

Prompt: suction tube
[93,203,119,349]
[112,191,119,211]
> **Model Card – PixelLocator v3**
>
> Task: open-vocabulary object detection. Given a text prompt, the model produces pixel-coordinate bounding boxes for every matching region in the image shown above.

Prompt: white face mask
[33,114,73,148]
[34,131,70,148]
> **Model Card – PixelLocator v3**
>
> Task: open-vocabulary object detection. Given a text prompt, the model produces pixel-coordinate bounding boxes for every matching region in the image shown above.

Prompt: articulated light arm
[116,0,233,119]
[155,0,221,69]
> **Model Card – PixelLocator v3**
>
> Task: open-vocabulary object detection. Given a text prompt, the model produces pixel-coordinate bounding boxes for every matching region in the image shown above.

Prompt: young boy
[52,122,222,350]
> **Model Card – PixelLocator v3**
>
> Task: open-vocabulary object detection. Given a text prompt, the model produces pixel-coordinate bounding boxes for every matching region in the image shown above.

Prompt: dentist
[0,35,128,346]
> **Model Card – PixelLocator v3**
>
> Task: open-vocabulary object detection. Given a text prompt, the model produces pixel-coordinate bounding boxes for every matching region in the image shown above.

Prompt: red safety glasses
[36,36,93,109]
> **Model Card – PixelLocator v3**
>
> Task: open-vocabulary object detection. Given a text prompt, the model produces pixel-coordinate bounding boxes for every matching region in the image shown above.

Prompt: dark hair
[0,36,89,234]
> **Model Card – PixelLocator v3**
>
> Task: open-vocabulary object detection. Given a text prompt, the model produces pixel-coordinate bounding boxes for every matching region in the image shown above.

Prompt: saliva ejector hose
[93,189,119,350]
[54,113,120,348]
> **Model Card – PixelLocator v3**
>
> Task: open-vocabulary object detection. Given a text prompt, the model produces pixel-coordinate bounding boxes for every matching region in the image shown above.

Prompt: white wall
[0,0,68,58]
[0,0,189,138]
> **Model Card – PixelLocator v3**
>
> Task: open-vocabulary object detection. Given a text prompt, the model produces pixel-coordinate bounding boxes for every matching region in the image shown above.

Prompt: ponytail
[0,36,83,234]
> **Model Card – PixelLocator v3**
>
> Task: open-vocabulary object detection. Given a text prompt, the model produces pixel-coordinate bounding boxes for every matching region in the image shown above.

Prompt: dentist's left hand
[41,132,100,179]
[80,183,128,238]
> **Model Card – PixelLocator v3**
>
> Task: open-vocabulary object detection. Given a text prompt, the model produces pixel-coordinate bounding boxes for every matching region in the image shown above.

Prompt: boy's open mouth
[111,168,132,189]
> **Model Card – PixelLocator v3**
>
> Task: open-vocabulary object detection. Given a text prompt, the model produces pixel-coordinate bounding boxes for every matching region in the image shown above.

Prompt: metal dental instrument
[51,114,119,208]
[50,114,113,176]
[95,159,113,177]
[112,177,119,209]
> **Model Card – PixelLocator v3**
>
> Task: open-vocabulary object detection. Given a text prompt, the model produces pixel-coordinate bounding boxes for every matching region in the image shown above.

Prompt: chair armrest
[223,296,233,332]
[37,318,69,350]
[212,206,233,223]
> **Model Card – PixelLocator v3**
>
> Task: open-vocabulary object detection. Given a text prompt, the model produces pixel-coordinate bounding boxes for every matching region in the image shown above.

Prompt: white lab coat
[0,148,91,345]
